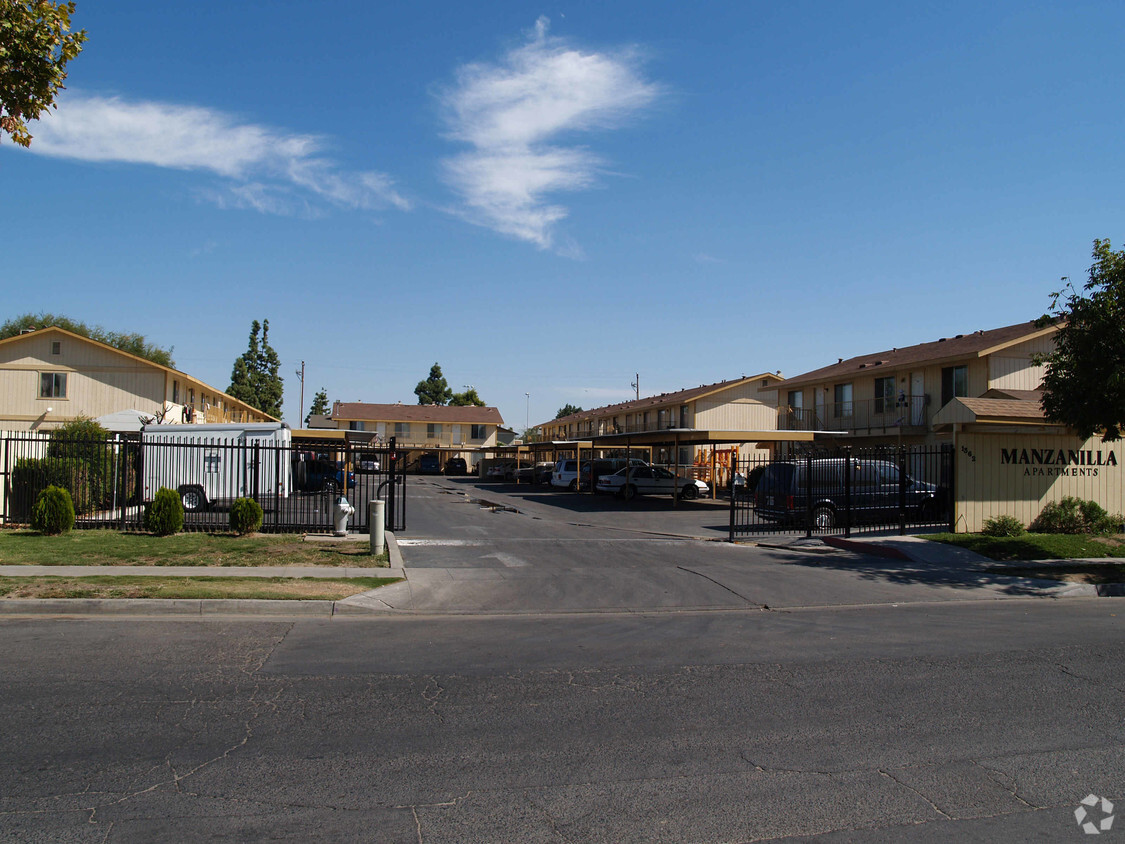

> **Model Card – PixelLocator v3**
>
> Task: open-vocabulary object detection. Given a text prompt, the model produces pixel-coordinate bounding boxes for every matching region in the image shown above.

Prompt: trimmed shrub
[30,485,75,535]
[146,487,184,536]
[230,497,264,535]
[981,515,1025,537]
[1030,496,1122,535]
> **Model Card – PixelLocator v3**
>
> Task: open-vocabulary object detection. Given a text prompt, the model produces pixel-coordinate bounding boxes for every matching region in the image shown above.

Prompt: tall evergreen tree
[306,388,330,424]
[450,387,486,407]
[228,319,283,418]
[414,363,453,405]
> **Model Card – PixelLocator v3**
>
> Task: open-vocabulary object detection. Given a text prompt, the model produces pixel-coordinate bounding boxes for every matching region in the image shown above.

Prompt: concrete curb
[821,536,912,560]
[0,598,340,616]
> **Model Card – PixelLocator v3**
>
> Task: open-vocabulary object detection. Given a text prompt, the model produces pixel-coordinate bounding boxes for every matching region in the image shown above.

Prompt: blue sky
[4,1,1123,430]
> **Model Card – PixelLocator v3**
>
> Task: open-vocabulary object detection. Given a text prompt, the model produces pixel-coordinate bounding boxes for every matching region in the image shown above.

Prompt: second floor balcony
[780,394,933,434]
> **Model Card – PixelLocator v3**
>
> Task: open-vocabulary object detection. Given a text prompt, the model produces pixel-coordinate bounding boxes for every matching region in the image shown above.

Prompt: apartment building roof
[771,320,1059,391]
[330,402,504,425]
[547,373,783,427]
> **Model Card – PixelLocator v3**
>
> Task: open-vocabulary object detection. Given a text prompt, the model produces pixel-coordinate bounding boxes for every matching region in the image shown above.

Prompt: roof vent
[859,363,867,369]
[955,334,963,339]
[938,338,947,343]
[838,358,843,363]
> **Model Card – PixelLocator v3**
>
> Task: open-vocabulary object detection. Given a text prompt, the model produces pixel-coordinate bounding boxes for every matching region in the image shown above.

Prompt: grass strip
[0,576,401,600]
[0,530,388,568]
[924,532,1125,561]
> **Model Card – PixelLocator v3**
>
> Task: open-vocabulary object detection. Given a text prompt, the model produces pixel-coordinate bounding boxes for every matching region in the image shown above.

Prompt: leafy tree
[227,319,283,418]
[0,0,87,147]
[305,387,329,424]
[1037,239,1125,441]
[555,403,582,419]
[414,363,452,406]
[450,386,486,407]
[0,312,175,367]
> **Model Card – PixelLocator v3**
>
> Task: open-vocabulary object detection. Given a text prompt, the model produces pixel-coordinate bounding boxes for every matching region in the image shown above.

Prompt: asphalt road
[2,477,1121,842]
[1,602,1122,842]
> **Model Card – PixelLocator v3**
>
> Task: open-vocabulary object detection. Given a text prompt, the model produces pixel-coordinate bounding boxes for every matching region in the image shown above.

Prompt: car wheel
[568,479,578,492]
[681,484,698,500]
[180,487,205,512]
[622,484,638,501]
[322,479,339,495]
[813,505,836,530]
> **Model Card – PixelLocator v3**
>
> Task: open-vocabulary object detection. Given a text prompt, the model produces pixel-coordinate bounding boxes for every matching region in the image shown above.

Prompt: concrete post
[369,500,385,554]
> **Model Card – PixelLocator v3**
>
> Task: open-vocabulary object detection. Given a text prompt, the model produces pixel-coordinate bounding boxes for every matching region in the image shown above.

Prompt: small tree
[414,363,452,406]
[0,0,87,147]
[30,485,74,534]
[306,388,330,424]
[229,497,263,535]
[146,487,183,536]
[555,404,583,419]
[228,319,283,418]
[450,387,486,407]
[1037,239,1125,441]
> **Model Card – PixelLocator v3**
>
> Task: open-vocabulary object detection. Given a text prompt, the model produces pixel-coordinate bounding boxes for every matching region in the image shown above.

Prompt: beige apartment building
[325,401,505,469]
[538,374,784,468]
[0,327,275,431]
[769,320,1060,446]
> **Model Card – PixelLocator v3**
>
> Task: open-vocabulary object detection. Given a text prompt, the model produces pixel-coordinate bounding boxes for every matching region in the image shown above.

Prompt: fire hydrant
[332,496,355,536]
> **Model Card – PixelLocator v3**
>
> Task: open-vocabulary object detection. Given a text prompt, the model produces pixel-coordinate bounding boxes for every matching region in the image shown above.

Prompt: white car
[595,466,709,500]
[550,459,581,491]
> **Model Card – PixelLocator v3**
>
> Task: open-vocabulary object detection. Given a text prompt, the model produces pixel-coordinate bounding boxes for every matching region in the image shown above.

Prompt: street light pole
[525,392,530,432]
[295,361,305,427]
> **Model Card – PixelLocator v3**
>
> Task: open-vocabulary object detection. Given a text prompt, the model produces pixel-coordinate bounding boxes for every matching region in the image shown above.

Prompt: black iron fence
[729,444,953,541]
[1,432,406,534]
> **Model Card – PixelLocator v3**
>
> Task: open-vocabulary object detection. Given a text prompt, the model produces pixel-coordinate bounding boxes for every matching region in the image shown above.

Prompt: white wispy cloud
[25,94,410,216]
[440,17,661,251]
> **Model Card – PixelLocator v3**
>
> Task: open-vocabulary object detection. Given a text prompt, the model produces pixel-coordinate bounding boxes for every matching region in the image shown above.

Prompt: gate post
[898,444,908,535]
[805,450,813,538]
[843,446,852,538]
[386,436,397,531]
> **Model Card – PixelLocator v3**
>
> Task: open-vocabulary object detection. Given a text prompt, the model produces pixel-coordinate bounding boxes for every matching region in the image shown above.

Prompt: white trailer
[141,423,292,511]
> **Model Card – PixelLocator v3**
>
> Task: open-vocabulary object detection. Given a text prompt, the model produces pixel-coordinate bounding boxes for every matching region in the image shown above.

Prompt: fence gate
[729,444,954,541]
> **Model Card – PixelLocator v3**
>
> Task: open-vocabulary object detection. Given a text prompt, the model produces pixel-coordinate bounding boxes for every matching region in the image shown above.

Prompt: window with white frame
[427,423,442,438]
[349,421,366,431]
[833,383,853,418]
[470,424,486,439]
[39,372,67,398]
[394,422,410,437]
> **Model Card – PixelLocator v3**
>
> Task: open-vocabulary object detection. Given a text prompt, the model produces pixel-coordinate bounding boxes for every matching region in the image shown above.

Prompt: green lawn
[0,575,401,600]
[924,532,1125,561]
[0,530,388,567]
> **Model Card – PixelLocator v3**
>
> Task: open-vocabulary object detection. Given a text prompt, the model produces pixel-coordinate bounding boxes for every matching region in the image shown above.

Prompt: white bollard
[369,500,385,554]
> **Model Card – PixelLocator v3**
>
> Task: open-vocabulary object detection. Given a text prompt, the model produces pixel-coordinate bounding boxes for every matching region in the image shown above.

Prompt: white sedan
[595,466,709,500]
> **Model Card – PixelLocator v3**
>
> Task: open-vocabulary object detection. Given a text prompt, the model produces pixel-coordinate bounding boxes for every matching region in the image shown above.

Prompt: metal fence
[1,432,406,534]
[729,444,953,541]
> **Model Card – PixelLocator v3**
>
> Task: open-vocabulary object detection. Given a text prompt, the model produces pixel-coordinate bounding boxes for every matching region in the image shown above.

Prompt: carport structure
[500,428,817,504]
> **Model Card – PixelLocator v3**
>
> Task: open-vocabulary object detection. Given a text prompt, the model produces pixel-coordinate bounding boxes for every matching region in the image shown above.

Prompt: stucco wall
[954,431,1124,533]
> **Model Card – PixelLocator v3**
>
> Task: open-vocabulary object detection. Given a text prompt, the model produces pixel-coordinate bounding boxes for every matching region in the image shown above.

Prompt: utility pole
[295,361,305,427]
[631,374,640,400]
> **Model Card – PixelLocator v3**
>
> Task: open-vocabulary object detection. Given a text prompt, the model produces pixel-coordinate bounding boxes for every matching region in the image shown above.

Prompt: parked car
[293,457,355,494]
[355,455,381,473]
[486,462,514,481]
[418,453,441,474]
[730,465,765,497]
[596,465,709,500]
[444,457,468,476]
[580,458,650,492]
[550,459,581,491]
[534,462,556,484]
[753,458,937,530]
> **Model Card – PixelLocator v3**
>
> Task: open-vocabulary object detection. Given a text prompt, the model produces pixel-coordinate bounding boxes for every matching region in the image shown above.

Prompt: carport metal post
[843,445,852,538]
[898,444,908,535]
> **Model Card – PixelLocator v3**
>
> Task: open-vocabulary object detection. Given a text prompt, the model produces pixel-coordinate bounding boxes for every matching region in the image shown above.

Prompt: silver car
[596,466,709,500]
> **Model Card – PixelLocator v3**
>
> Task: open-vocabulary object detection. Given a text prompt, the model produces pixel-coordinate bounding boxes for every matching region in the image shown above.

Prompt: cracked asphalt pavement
[1,478,1121,841]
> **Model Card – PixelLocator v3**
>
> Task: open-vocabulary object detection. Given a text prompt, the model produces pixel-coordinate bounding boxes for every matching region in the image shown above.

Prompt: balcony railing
[779,395,932,433]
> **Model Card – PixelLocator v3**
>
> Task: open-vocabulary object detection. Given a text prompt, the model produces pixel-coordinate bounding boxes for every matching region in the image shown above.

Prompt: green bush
[146,487,184,536]
[1030,496,1122,535]
[30,485,75,535]
[982,515,1025,537]
[229,497,264,535]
